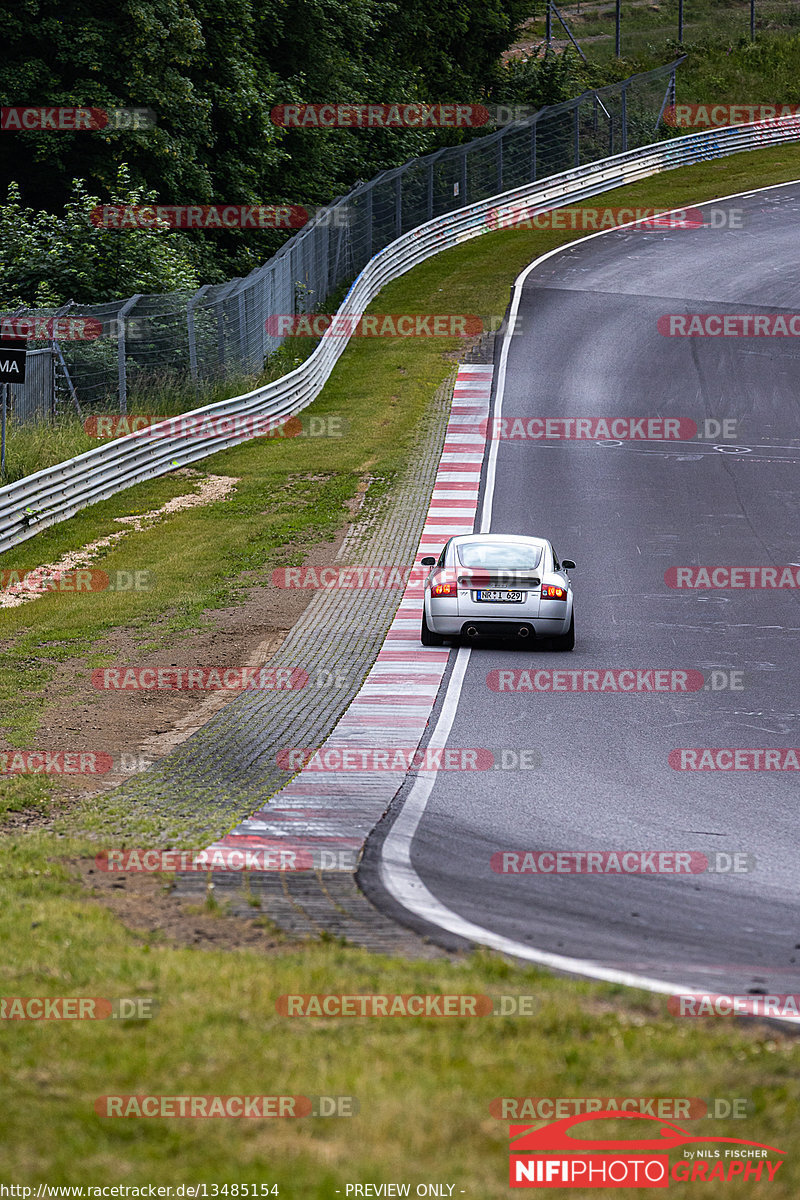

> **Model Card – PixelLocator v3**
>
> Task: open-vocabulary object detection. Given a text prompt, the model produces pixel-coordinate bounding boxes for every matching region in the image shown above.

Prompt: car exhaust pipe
[518,626,530,638]
[465,625,479,638]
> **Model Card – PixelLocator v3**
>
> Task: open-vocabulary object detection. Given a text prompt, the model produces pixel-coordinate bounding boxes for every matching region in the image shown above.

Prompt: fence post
[53,341,82,417]
[237,281,248,371]
[1,384,6,479]
[48,300,72,420]
[47,347,55,420]
[427,161,434,222]
[187,284,210,386]
[331,212,345,288]
[364,188,373,260]
[117,294,141,415]
[531,121,537,181]
[621,84,628,152]
[395,174,402,238]
[214,278,242,371]
[574,103,580,166]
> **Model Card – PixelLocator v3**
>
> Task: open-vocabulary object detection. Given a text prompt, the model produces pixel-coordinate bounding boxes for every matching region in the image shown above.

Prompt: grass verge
[0,147,799,1190]
[0,838,798,1192]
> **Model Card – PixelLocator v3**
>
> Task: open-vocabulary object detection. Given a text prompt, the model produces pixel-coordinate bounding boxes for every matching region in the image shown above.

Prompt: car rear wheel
[551,612,574,651]
[421,609,445,646]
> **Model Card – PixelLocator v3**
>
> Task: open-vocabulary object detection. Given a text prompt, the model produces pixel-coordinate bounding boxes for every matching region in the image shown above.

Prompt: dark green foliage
[0,0,538,291]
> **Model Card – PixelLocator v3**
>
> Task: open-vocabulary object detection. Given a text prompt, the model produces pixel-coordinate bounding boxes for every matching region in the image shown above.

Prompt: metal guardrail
[1,115,799,556]
[4,60,682,417]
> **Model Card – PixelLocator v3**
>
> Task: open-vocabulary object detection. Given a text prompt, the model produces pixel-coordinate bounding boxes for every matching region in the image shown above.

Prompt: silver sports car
[420,533,575,649]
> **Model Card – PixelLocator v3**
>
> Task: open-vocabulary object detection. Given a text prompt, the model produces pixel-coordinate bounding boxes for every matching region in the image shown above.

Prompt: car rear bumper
[428,615,569,639]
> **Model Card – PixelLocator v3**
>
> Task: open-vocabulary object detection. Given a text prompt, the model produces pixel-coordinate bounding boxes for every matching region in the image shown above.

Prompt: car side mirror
[562,559,576,570]
[420,556,436,566]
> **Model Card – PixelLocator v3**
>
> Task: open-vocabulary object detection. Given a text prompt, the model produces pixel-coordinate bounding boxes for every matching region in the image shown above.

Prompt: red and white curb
[203,364,493,869]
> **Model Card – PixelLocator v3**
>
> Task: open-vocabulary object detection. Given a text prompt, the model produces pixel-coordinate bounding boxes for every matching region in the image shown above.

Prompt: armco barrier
[1,117,799,556]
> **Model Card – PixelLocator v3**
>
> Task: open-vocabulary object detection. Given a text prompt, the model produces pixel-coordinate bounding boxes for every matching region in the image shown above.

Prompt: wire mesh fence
[4,58,683,423]
[545,0,800,65]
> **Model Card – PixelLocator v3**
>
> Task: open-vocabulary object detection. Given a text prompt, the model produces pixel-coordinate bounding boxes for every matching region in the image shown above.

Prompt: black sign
[0,337,27,384]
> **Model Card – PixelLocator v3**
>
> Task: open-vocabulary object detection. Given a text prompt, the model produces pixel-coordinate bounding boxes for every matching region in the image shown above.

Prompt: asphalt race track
[372,181,800,1001]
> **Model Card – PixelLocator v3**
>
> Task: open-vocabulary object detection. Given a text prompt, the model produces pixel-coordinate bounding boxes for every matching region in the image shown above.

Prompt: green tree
[0,0,538,286]
[0,166,199,306]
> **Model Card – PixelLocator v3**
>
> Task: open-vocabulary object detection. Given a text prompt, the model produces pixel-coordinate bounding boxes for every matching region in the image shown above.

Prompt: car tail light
[433,580,456,596]
[541,584,567,600]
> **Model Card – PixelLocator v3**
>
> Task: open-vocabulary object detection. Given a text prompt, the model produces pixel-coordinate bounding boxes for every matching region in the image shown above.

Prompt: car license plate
[474,589,525,603]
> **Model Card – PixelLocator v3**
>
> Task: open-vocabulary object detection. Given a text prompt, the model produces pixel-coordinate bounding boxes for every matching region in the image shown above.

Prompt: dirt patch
[0,470,238,610]
[32,526,350,805]
[73,857,306,952]
[2,476,373,817]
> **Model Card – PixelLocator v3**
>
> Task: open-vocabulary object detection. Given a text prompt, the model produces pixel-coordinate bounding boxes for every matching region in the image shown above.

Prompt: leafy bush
[0,166,199,306]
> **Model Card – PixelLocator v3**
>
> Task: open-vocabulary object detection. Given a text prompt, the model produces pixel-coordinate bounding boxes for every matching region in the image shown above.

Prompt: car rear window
[456,542,543,569]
